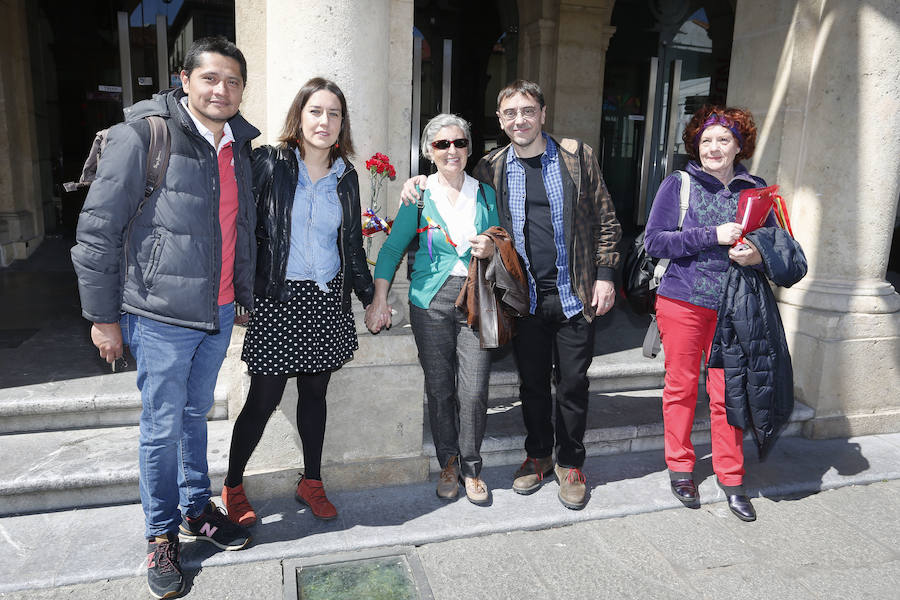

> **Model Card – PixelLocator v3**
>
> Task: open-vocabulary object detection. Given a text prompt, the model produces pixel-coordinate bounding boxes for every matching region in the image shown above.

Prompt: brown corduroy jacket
[472,135,622,321]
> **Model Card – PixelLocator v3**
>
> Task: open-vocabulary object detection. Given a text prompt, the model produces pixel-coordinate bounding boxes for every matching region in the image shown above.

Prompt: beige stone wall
[0,0,42,266]
[728,0,900,437]
[552,0,615,147]
[517,0,615,147]
[237,0,410,255]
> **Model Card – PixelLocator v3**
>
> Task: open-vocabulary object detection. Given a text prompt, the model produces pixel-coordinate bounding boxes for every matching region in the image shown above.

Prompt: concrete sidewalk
[2,431,900,599]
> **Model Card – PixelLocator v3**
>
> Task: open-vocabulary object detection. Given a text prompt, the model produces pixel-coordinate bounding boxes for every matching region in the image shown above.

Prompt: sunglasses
[430,138,469,150]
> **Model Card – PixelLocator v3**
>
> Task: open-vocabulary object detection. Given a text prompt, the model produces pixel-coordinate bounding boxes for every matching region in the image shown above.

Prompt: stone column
[729,0,900,437]
[552,0,615,147]
[516,0,615,146]
[0,0,42,266]
[229,0,427,493]
[517,1,560,127]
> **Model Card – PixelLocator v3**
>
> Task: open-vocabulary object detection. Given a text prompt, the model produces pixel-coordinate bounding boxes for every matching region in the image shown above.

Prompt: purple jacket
[644,161,774,311]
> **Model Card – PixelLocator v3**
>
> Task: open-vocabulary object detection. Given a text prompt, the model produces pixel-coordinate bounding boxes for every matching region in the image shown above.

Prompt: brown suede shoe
[464,476,490,505]
[555,464,587,510]
[512,456,554,495]
[436,456,460,500]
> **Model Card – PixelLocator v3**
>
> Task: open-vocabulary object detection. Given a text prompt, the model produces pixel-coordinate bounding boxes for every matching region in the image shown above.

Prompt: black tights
[224,371,331,487]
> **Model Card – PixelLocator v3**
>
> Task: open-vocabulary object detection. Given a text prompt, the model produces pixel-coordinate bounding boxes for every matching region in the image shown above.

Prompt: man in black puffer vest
[71,36,258,599]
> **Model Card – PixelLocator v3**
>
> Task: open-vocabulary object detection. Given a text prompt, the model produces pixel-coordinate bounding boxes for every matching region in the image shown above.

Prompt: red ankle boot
[295,476,337,520]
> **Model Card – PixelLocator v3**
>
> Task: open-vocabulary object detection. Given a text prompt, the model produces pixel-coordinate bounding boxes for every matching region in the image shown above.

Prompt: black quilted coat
[251,145,374,312]
[708,227,807,460]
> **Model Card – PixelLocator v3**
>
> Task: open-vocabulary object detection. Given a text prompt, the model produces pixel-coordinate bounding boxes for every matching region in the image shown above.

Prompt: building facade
[2,0,898,456]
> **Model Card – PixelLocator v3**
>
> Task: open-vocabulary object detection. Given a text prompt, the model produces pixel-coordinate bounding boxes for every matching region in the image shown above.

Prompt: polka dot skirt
[241,273,358,375]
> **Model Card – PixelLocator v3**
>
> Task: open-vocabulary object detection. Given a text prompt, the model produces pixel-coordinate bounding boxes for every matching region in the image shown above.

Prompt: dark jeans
[513,291,594,468]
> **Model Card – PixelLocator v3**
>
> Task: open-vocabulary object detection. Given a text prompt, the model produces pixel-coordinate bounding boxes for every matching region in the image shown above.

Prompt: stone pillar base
[804,410,900,440]
[0,211,41,267]
[779,302,900,439]
[216,312,428,492]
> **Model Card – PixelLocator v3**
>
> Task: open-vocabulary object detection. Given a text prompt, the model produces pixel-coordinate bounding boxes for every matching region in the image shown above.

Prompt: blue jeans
[121,304,234,538]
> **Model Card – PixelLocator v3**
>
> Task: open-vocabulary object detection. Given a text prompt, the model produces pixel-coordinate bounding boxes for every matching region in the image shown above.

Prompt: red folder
[736,184,777,243]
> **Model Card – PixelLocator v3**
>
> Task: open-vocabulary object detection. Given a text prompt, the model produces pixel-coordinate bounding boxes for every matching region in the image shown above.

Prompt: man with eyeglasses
[401,79,621,510]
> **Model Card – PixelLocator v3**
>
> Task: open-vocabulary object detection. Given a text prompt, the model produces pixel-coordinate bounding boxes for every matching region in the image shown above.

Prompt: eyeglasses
[499,106,539,121]
[430,138,469,150]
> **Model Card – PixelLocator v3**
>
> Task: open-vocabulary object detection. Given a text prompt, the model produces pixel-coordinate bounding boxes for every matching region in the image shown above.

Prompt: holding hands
[364,298,393,333]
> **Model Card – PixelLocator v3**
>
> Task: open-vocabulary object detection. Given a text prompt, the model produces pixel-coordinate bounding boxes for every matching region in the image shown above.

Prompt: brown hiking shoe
[555,464,587,510]
[436,456,460,500]
[464,476,490,505]
[512,456,554,495]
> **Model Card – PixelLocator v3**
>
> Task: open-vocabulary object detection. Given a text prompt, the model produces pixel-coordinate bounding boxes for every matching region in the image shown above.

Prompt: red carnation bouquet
[362,153,396,260]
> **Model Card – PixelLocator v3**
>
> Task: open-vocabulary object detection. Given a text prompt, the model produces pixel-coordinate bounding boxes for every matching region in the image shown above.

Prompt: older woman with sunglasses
[365,113,499,505]
[644,105,778,522]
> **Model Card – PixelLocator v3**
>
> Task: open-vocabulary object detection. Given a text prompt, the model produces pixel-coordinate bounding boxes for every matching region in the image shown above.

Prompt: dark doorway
[412,0,518,176]
[31,0,234,238]
[601,0,735,235]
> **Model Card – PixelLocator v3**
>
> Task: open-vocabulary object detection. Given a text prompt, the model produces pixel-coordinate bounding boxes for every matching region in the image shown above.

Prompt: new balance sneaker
[178,501,252,550]
[146,533,183,599]
[222,483,257,527]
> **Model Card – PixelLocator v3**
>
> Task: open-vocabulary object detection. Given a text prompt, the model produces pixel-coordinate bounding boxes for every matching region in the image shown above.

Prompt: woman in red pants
[644,105,776,522]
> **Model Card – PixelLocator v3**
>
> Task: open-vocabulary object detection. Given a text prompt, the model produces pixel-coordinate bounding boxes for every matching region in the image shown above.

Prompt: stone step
[0,372,229,434]
[0,377,813,517]
[0,325,661,436]
[0,420,237,517]
[0,357,429,517]
[423,388,816,473]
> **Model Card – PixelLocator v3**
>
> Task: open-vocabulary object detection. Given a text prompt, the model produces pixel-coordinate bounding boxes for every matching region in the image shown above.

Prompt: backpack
[622,170,690,315]
[63,115,171,201]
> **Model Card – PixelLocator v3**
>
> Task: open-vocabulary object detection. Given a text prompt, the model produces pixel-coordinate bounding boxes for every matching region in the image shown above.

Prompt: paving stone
[619,504,757,571]
[417,534,550,600]
[791,561,900,600]
[519,520,698,599]
[688,563,818,600]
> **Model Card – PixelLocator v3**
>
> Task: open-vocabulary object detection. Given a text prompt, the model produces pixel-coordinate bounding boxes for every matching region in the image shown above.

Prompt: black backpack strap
[416,185,425,225]
[144,115,171,198]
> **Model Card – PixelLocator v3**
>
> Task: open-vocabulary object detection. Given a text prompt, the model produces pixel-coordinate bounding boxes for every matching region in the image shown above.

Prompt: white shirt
[180,96,234,154]
[427,172,478,277]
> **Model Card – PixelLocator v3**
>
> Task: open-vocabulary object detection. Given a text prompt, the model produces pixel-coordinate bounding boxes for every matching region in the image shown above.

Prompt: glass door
[601,3,734,232]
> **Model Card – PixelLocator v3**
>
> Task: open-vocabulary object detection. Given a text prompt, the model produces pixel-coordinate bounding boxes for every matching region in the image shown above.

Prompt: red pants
[656,295,744,486]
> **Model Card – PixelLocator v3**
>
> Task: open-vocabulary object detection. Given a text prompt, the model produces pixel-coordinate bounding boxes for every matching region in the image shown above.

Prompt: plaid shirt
[505,134,582,317]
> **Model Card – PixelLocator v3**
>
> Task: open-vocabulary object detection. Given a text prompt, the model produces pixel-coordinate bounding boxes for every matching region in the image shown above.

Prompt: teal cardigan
[373,180,499,309]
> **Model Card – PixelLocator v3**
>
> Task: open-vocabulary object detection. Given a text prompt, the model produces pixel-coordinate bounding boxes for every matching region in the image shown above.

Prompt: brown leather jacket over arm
[455,226,529,348]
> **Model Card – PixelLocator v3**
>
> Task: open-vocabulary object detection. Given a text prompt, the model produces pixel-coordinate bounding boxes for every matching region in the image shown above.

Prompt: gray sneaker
[436,456,460,499]
[512,456,554,495]
[555,464,587,510]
